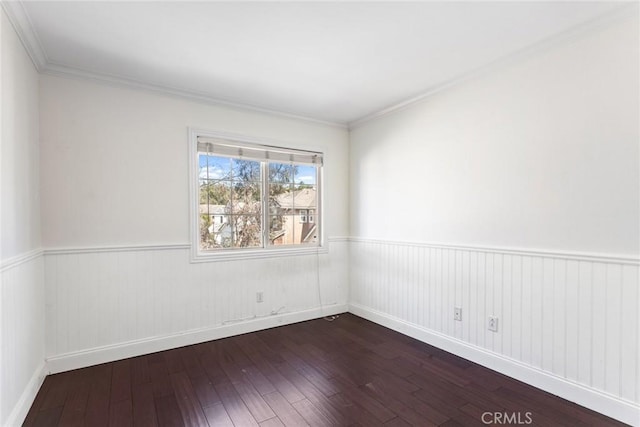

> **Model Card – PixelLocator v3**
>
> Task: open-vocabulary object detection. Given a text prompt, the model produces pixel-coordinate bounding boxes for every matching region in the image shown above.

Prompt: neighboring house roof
[276,187,316,209]
[200,202,261,215]
[199,204,227,215]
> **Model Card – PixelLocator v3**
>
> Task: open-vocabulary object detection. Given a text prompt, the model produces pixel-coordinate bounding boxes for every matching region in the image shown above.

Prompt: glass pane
[292,185,317,211]
[200,181,231,206]
[269,214,284,238]
[294,165,317,187]
[269,163,294,183]
[269,182,293,216]
[200,213,226,249]
[232,159,261,182]
[231,182,261,215]
[269,215,295,246]
[269,183,292,197]
[198,155,319,250]
[201,214,232,249]
[230,215,262,248]
[200,214,215,250]
[199,155,232,181]
[302,221,319,244]
[268,201,280,216]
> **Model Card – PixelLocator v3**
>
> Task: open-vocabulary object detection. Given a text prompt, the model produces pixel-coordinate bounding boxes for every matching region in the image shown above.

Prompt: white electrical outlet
[256,292,264,303]
[454,307,462,321]
[488,316,499,332]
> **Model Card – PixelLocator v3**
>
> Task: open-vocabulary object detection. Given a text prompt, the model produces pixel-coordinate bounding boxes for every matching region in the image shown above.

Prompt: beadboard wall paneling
[0,255,46,426]
[349,238,639,424]
[44,240,348,371]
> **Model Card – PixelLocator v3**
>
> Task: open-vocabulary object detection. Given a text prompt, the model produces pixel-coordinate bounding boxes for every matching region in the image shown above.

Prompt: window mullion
[262,161,269,248]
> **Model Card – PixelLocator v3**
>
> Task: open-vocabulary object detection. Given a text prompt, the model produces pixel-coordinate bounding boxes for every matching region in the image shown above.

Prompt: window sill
[190,245,328,263]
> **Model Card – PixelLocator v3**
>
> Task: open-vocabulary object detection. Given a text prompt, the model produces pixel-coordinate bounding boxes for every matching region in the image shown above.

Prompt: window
[190,129,323,260]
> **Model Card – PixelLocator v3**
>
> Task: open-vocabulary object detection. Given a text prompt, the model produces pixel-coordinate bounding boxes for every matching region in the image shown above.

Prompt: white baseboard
[4,361,47,427]
[348,303,640,427]
[46,304,348,375]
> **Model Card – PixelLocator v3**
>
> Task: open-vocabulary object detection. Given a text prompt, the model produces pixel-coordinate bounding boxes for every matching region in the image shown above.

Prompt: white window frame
[299,209,308,223]
[188,128,325,262]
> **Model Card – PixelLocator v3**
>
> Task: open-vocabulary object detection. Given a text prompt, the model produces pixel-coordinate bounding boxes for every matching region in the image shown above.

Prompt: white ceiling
[13,1,628,125]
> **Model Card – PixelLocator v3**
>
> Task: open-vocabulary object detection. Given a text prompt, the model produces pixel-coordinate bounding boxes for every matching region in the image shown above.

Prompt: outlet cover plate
[488,316,499,332]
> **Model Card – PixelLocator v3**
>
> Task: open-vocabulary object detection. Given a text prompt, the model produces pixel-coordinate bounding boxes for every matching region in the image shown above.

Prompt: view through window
[196,138,321,252]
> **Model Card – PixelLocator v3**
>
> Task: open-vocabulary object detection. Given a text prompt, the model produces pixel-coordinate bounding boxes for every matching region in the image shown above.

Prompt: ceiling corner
[2,1,47,71]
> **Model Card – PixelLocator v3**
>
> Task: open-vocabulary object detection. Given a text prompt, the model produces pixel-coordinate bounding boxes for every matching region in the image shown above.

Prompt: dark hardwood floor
[24,314,626,426]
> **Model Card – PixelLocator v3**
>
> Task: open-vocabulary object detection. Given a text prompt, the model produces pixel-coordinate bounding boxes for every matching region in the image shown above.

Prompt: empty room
[1,1,638,426]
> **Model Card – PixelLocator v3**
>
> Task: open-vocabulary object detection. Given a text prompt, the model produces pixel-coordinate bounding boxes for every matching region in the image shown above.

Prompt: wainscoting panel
[349,238,639,424]
[44,239,348,371]
[0,252,46,427]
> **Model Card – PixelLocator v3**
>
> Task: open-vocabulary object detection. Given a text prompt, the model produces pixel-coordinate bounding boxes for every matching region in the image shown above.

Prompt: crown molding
[2,1,346,129]
[348,2,640,130]
[42,61,347,129]
[1,0,47,71]
[3,0,636,130]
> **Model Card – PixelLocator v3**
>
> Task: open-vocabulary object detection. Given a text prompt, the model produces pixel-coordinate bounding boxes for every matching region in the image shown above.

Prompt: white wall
[350,13,638,257]
[349,11,639,425]
[0,8,45,427]
[1,14,40,259]
[39,75,350,370]
[40,75,349,247]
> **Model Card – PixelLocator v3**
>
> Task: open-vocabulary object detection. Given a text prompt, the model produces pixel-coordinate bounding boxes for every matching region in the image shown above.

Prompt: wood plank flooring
[24,314,626,426]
